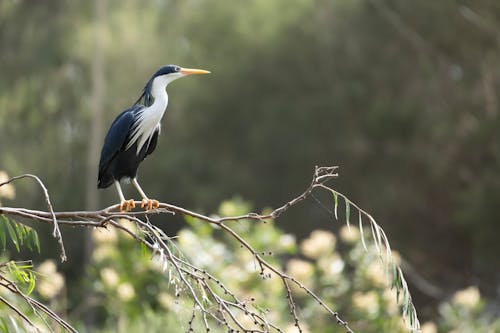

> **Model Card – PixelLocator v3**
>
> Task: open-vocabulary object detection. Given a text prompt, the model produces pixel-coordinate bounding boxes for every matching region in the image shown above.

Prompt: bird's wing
[145,125,160,157]
[98,105,143,177]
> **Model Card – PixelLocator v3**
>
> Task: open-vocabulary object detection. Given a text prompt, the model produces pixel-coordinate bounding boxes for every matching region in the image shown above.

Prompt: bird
[97,65,210,212]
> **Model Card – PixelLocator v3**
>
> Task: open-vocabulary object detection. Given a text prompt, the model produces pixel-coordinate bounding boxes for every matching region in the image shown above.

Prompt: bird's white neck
[148,75,171,116]
[127,73,184,154]
[139,81,167,140]
[145,73,184,116]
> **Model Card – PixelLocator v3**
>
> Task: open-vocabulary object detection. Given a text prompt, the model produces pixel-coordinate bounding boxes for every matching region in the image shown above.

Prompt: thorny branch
[0,166,401,332]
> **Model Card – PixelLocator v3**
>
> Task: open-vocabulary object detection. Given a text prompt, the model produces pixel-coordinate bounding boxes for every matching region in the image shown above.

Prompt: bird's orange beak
[180,68,211,75]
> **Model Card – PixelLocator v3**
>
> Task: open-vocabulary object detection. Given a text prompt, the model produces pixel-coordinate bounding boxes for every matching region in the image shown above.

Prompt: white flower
[421,322,437,333]
[211,243,226,260]
[318,254,344,275]
[286,259,314,282]
[158,292,174,310]
[339,225,360,244]
[219,200,239,216]
[0,171,15,201]
[382,288,398,314]
[37,260,65,299]
[92,244,116,262]
[38,260,57,275]
[100,268,119,288]
[221,265,247,282]
[300,230,336,259]
[92,228,118,244]
[178,229,197,249]
[117,282,135,301]
[352,291,379,315]
[151,253,169,272]
[365,261,386,287]
[391,250,402,265]
[453,286,480,308]
[279,234,296,250]
[118,218,137,234]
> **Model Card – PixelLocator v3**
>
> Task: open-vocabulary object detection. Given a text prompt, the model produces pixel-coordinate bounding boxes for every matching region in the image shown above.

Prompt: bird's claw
[141,199,160,211]
[119,199,136,212]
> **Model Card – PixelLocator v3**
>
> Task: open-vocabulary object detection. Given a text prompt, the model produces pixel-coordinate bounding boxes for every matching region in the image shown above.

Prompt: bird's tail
[97,172,113,189]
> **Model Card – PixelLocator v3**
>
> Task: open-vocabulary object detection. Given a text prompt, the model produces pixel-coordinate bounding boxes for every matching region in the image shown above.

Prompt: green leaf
[32,230,41,253]
[26,271,36,295]
[0,217,39,253]
[402,290,410,317]
[6,261,35,295]
[370,216,383,255]
[8,262,22,283]
[14,263,32,270]
[359,213,367,251]
[25,236,33,252]
[369,219,381,255]
[5,220,19,252]
[333,192,338,220]
[15,224,25,247]
[391,263,398,289]
[0,218,6,251]
[141,241,149,258]
[0,317,9,333]
[345,200,350,227]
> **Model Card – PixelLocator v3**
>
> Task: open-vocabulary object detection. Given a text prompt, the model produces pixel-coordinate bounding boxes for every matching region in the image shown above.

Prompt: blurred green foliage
[1,0,500,329]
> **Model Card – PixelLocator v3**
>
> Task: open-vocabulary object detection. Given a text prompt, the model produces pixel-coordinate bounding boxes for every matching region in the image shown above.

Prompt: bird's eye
[175,66,181,72]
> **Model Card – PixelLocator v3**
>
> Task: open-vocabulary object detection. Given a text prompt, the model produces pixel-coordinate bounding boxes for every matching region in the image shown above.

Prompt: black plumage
[97,105,158,189]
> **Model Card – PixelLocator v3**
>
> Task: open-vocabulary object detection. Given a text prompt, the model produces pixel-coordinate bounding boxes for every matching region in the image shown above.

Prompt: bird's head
[153,65,210,84]
[137,64,210,106]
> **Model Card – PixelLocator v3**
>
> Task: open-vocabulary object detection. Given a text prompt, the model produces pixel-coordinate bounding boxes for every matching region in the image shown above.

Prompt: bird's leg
[132,178,159,210]
[115,181,135,212]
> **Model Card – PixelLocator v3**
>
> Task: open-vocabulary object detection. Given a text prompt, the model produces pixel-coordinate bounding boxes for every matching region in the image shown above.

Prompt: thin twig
[0,174,66,262]
[0,276,77,332]
[0,295,39,332]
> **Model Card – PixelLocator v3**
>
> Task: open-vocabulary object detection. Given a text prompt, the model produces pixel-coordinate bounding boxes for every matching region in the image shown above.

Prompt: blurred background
[1,0,500,332]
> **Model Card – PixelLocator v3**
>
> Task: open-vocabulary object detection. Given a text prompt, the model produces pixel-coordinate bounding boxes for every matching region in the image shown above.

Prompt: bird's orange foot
[119,199,136,212]
[141,199,160,211]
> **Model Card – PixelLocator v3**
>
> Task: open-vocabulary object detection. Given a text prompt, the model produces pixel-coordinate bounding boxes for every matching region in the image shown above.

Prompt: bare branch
[0,174,66,262]
[0,166,419,332]
[0,276,77,332]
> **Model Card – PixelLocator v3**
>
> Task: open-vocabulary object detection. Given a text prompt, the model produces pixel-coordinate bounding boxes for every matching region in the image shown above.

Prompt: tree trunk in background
[84,0,106,327]
[86,0,106,211]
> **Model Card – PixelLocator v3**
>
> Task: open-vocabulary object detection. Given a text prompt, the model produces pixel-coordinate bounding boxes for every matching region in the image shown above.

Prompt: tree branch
[0,166,420,332]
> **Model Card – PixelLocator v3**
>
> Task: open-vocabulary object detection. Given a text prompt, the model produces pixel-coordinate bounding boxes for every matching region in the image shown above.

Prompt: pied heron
[97,65,210,211]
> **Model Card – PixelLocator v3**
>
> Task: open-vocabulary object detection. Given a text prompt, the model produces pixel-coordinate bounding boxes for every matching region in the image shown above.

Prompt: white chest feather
[126,75,172,154]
